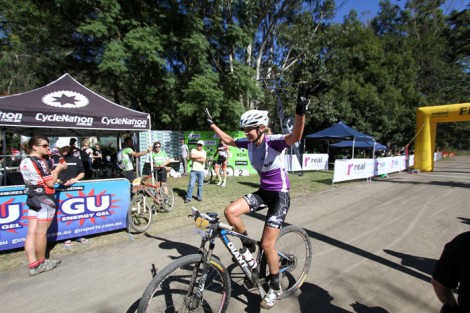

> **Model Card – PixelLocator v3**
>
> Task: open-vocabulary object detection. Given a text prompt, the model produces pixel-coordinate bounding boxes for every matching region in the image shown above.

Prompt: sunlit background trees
[1,0,468,149]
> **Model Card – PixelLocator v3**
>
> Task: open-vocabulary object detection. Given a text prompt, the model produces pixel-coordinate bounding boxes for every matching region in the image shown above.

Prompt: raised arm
[205,109,237,147]
[285,85,309,147]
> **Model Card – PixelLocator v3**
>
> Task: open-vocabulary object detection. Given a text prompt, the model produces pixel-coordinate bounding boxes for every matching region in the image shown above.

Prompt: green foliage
[0,0,468,149]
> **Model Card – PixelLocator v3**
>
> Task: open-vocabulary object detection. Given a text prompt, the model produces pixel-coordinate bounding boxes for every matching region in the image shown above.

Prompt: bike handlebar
[190,207,233,231]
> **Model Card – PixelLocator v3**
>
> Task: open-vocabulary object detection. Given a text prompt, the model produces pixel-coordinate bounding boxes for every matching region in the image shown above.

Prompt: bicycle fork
[185,233,216,309]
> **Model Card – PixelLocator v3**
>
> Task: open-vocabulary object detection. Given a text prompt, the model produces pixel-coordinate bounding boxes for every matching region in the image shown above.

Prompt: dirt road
[1,156,469,312]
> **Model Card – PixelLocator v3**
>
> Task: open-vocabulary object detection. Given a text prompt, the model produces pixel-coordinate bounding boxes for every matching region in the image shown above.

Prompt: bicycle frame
[192,222,270,300]
[133,176,162,206]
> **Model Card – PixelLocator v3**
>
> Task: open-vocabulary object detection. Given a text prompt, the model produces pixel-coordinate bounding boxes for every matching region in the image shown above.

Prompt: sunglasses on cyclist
[37,144,50,148]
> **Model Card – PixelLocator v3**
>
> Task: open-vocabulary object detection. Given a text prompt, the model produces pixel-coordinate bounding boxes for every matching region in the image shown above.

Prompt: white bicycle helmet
[239,110,269,128]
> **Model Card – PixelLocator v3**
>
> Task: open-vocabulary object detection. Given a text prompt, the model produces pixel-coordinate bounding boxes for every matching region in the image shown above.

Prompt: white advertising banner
[333,156,410,183]
[302,154,329,171]
[374,158,389,176]
[286,155,303,172]
[333,159,375,183]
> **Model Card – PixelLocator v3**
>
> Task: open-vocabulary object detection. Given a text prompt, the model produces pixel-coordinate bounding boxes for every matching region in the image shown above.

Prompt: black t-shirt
[58,155,85,182]
[433,231,470,311]
[92,148,103,168]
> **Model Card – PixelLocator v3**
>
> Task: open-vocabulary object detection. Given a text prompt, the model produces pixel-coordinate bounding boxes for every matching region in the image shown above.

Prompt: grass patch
[0,171,334,273]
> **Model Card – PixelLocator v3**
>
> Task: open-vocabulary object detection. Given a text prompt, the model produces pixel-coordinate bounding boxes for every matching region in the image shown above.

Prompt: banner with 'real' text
[0,179,129,251]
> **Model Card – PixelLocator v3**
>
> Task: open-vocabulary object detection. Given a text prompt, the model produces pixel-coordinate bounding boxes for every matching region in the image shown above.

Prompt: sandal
[64,240,73,249]
[76,237,89,244]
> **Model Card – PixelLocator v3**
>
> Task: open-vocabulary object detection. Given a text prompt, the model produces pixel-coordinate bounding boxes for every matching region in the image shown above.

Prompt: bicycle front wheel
[158,183,174,212]
[276,225,312,299]
[128,194,153,233]
[137,254,231,313]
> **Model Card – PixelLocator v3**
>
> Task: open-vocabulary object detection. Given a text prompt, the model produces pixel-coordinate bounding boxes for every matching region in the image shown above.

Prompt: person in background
[69,138,80,158]
[151,141,170,185]
[432,231,470,313]
[10,146,20,162]
[150,141,171,202]
[57,146,85,186]
[213,141,229,187]
[185,140,206,203]
[91,143,103,177]
[81,140,93,179]
[20,136,67,276]
[56,146,88,247]
[180,139,189,176]
[120,137,151,183]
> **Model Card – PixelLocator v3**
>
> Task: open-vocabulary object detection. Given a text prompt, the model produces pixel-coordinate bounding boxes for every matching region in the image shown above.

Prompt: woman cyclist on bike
[204,89,309,309]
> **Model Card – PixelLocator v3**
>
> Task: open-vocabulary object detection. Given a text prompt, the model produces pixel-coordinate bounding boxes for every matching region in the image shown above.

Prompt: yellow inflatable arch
[415,102,470,171]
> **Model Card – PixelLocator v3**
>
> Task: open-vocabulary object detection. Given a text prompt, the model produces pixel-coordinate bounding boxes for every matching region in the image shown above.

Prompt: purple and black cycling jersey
[235,134,290,192]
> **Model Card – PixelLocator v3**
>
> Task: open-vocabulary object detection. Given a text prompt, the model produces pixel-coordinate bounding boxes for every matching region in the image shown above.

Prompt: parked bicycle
[137,207,312,312]
[128,175,175,233]
[203,158,235,185]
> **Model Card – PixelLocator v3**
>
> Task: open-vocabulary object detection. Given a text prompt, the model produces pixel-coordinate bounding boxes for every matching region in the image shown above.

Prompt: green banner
[185,131,256,175]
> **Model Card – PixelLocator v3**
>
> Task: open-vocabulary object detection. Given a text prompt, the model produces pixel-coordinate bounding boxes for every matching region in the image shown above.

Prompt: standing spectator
[185,140,206,203]
[57,146,85,186]
[120,137,150,183]
[180,139,189,176]
[151,141,171,201]
[20,136,67,276]
[91,143,103,177]
[213,141,230,187]
[151,141,170,186]
[56,146,88,247]
[69,138,80,158]
[81,140,93,179]
[10,146,20,162]
[432,231,470,313]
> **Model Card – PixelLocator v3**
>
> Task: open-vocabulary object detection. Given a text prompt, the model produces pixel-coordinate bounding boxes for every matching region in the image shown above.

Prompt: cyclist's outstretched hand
[205,108,214,127]
[296,84,310,116]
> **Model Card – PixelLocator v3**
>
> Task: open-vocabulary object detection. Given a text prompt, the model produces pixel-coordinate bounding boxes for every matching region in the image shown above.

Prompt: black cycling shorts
[243,189,290,229]
[154,167,167,182]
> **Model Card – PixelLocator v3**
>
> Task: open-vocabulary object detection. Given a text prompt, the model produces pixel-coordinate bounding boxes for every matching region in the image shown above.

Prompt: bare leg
[35,220,52,261]
[224,198,250,233]
[261,226,281,276]
[25,218,38,264]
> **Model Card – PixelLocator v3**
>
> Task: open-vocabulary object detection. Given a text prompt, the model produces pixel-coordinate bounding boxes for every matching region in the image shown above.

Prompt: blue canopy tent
[330,140,387,151]
[305,121,374,158]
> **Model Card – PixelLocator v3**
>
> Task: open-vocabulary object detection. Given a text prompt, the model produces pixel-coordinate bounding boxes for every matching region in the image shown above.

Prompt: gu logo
[0,199,23,231]
[60,194,113,222]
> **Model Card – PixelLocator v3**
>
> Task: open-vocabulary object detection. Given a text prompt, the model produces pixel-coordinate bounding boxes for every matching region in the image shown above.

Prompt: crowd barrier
[299,153,421,183]
[0,179,130,251]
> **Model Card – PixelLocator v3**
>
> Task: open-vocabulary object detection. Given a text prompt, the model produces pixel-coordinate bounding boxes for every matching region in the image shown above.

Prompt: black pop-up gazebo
[0,73,151,136]
[0,73,152,184]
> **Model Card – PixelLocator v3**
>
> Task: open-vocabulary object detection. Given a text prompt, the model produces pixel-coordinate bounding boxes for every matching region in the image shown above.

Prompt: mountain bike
[137,207,312,312]
[203,159,235,185]
[128,175,175,233]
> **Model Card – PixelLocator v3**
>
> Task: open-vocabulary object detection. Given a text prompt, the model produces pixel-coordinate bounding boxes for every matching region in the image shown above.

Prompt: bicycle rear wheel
[137,254,231,313]
[158,183,174,212]
[276,225,312,299]
[128,193,153,233]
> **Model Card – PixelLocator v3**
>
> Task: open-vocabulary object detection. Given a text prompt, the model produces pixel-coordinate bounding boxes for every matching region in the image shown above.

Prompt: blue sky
[333,0,469,23]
